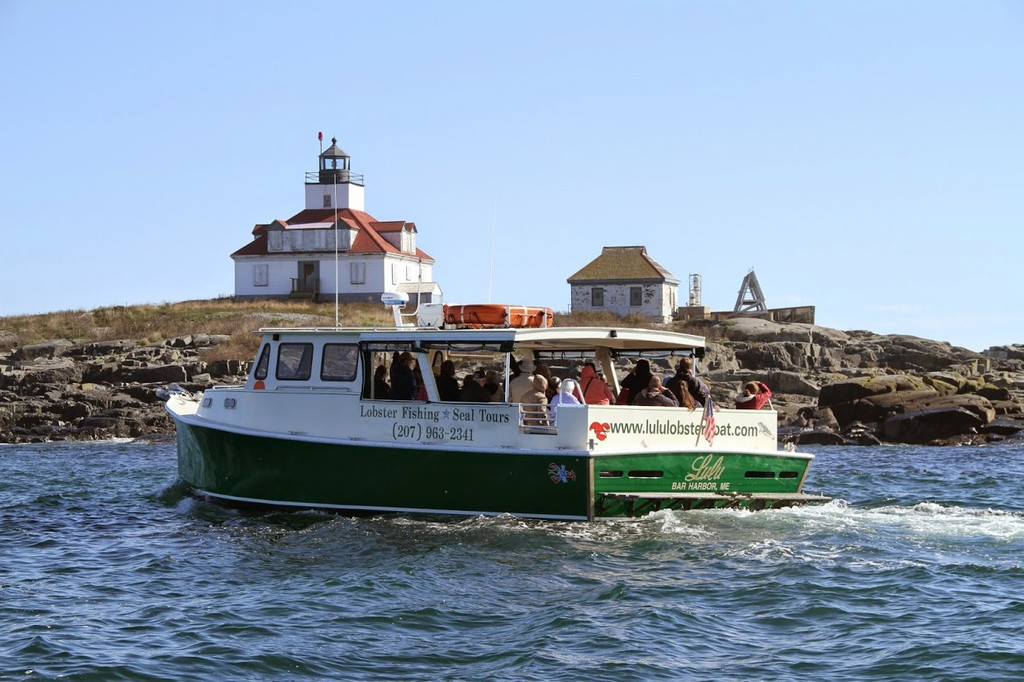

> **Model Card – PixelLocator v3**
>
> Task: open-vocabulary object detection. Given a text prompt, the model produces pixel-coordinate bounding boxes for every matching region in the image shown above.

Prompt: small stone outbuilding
[567,246,679,323]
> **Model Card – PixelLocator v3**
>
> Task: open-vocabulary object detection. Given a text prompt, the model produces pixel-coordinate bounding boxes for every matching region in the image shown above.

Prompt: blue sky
[1,1,1021,351]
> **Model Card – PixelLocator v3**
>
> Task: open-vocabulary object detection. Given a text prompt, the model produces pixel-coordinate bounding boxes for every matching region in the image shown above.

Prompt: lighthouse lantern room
[305,136,365,212]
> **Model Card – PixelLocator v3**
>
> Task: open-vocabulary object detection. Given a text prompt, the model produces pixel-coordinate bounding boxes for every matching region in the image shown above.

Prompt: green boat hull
[176,419,592,520]
[175,418,825,520]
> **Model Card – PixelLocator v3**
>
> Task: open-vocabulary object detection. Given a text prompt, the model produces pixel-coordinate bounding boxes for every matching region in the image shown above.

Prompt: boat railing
[518,404,557,434]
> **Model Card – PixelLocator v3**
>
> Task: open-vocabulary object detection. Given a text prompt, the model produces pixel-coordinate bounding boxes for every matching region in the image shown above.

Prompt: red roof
[232,208,432,260]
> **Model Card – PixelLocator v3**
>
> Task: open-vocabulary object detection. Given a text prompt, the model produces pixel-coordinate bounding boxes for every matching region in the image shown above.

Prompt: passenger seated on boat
[549,378,581,424]
[665,358,709,408]
[665,377,696,410]
[579,362,615,405]
[412,364,428,401]
[388,352,417,400]
[484,370,503,402]
[735,381,772,410]
[373,365,390,399]
[632,376,679,407]
[435,360,460,401]
[520,374,550,425]
[459,369,492,402]
[508,357,536,402]
[619,359,653,406]
[536,364,556,401]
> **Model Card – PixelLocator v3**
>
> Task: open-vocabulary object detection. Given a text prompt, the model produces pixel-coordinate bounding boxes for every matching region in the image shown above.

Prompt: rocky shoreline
[1,318,1022,446]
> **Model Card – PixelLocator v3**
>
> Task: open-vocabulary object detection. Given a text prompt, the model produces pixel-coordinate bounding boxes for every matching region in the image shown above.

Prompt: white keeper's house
[232,137,441,305]
[567,245,680,323]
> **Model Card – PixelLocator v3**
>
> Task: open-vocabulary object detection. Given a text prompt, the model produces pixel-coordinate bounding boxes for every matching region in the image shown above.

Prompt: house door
[297,261,319,293]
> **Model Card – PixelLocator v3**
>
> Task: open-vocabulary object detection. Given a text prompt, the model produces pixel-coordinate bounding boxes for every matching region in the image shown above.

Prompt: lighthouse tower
[305,137,365,211]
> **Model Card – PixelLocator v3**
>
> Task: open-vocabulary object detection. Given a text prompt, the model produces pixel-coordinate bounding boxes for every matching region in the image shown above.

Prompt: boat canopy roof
[255,325,705,357]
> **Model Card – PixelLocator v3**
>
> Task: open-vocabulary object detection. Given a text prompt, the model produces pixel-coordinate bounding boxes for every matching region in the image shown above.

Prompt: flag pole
[334,162,339,327]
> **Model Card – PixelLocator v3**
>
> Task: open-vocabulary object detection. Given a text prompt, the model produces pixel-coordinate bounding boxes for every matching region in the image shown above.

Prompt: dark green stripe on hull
[176,420,592,519]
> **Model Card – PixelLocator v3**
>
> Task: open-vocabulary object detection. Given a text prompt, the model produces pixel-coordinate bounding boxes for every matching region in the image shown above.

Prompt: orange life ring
[443,304,554,328]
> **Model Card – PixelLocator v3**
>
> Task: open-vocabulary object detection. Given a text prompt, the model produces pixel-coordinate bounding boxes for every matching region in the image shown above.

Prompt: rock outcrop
[0,335,245,443]
[698,318,1024,446]
[0,318,1020,446]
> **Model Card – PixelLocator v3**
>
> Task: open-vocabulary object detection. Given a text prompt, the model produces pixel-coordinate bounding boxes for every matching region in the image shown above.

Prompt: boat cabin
[245,325,705,412]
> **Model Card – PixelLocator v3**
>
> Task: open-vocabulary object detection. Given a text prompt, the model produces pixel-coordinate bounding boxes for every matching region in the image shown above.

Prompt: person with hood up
[520,374,550,425]
[548,378,581,425]
[632,376,679,407]
[578,362,615,405]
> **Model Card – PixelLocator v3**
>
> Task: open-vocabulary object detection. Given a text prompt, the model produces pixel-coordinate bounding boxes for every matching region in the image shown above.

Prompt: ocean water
[2,442,1023,681]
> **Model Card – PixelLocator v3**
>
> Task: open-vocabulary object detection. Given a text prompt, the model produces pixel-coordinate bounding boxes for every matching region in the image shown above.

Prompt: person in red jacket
[577,362,615,405]
[735,381,772,409]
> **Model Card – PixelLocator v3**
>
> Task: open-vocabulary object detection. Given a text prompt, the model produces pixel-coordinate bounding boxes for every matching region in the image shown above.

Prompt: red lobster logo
[589,421,611,441]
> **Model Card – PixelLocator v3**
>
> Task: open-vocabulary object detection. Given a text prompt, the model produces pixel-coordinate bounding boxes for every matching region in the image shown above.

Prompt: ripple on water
[3,442,1024,680]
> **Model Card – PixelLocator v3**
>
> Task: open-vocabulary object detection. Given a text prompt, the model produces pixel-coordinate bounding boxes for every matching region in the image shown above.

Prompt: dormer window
[401,227,416,254]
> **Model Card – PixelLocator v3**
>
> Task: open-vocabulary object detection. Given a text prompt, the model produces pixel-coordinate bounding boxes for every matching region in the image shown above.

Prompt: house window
[630,287,642,306]
[391,263,398,284]
[253,264,268,287]
[323,194,332,208]
[592,287,604,307]
[350,262,366,285]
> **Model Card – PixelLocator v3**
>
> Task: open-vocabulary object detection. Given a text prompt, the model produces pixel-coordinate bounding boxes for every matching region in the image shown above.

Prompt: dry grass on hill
[0,299,393,361]
[0,300,716,362]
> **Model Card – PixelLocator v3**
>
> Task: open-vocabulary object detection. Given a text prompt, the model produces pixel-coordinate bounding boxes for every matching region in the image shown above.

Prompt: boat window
[321,343,358,382]
[253,343,271,381]
[276,343,313,381]
[608,350,699,361]
[419,341,514,353]
[627,470,664,479]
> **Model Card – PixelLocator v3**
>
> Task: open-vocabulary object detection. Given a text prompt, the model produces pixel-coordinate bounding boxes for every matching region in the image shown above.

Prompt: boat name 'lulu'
[684,454,725,482]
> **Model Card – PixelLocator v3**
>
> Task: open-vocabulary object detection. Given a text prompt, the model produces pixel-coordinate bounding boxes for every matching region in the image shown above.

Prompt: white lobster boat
[165,299,828,520]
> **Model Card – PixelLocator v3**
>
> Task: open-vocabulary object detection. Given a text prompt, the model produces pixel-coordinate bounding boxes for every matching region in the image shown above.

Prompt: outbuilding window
[630,287,642,306]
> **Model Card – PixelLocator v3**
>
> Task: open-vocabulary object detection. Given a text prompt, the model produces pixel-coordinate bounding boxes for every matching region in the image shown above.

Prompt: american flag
[702,396,716,445]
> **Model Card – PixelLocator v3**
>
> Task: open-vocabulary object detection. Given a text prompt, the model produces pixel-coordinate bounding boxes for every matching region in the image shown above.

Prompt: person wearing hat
[735,380,772,409]
[459,368,492,402]
[508,355,536,403]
